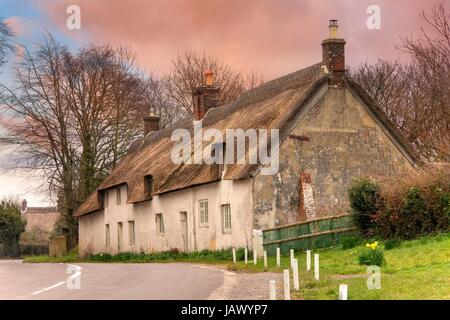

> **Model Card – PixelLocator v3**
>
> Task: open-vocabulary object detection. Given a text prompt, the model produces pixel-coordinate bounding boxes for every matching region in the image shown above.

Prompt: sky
[0,0,447,206]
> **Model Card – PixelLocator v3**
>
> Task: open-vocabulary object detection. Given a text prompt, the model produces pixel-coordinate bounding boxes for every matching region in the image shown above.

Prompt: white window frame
[198,199,209,227]
[221,204,232,234]
[128,220,135,246]
[105,224,111,247]
[155,214,165,235]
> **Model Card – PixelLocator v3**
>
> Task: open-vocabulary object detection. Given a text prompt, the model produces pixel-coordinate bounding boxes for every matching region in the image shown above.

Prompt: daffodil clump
[358,241,385,266]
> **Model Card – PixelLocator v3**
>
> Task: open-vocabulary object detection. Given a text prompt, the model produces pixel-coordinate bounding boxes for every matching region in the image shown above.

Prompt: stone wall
[253,87,415,229]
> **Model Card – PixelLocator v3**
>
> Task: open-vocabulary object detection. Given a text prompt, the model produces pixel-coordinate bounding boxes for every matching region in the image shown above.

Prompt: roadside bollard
[339,284,348,300]
[292,258,299,291]
[283,269,291,300]
[269,280,276,300]
[306,250,311,271]
[264,250,268,268]
[276,247,281,267]
[314,253,319,280]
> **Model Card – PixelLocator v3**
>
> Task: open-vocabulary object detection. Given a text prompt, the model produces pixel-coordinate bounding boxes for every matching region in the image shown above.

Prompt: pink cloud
[34,0,448,80]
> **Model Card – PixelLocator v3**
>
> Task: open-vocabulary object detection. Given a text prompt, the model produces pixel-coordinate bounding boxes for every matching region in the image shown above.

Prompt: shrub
[20,242,49,256]
[348,177,383,237]
[0,200,26,257]
[396,187,430,239]
[340,235,362,250]
[358,241,385,266]
[383,238,401,250]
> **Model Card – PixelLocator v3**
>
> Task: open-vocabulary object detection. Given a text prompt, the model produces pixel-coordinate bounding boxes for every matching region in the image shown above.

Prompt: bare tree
[161,50,263,125]
[352,2,450,161]
[0,19,14,67]
[0,34,150,246]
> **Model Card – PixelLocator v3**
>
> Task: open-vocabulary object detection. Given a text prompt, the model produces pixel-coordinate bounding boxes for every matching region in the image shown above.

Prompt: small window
[116,187,121,205]
[155,214,165,235]
[221,204,231,234]
[104,191,109,208]
[199,199,209,227]
[105,224,111,247]
[128,220,135,246]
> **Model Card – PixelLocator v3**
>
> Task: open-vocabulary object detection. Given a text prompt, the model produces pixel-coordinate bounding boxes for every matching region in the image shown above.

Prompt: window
[221,204,231,234]
[199,199,209,227]
[155,214,164,235]
[104,191,109,208]
[128,220,135,246]
[105,224,111,247]
[116,187,121,205]
[117,222,123,251]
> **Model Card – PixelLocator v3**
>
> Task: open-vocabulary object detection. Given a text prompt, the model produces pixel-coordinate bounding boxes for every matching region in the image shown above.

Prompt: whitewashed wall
[78,179,253,257]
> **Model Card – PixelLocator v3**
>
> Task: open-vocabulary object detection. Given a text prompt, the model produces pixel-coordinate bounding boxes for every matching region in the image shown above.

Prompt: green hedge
[349,167,450,240]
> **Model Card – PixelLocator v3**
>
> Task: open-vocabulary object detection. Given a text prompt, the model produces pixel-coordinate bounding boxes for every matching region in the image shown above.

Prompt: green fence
[263,215,357,255]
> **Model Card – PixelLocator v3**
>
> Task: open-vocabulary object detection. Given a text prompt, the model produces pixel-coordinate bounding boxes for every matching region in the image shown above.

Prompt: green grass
[24,248,245,265]
[230,232,450,300]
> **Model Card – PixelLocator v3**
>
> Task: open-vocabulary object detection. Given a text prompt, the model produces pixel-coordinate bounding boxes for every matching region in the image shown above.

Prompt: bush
[350,166,450,241]
[348,177,383,237]
[340,235,362,250]
[0,200,26,257]
[396,187,430,239]
[384,238,401,250]
[20,242,49,256]
[358,242,385,266]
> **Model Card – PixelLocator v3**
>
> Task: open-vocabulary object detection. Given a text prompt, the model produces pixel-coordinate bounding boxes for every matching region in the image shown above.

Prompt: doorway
[117,222,123,252]
[179,212,188,252]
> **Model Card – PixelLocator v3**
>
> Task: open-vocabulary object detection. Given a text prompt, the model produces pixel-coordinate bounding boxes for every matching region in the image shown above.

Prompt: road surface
[0,260,224,300]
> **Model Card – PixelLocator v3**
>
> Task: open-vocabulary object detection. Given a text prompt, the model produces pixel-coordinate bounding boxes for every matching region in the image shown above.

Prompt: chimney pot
[144,115,160,135]
[205,70,214,87]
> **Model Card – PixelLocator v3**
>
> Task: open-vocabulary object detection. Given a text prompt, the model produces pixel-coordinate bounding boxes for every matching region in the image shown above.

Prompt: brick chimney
[322,20,346,87]
[144,114,160,135]
[193,70,220,121]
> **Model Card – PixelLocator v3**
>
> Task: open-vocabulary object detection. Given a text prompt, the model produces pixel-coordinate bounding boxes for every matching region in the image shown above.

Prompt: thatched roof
[75,63,418,217]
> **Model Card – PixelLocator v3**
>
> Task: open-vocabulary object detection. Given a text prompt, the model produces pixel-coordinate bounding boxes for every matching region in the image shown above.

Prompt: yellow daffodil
[365,241,379,250]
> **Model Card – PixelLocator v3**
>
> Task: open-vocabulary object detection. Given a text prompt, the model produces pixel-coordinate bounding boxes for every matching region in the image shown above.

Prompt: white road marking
[30,263,82,295]
[31,281,66,295]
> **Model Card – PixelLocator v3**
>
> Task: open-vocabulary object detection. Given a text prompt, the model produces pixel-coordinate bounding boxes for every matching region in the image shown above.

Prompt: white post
[314,253,319,281]
[269,280,276,300]
[253,248,257,265]
[276,248,281,267]
[283,269,291,300]
[290,249,294,268]
[232,248,236,264]
[339,284,348,300]
[306,250,311,271]
[292,258,299,291]
[244,248,248,264]
[264,250,268,268]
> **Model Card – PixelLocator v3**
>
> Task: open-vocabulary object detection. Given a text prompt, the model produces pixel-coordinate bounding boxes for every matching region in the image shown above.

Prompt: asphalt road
[0,260,224,300]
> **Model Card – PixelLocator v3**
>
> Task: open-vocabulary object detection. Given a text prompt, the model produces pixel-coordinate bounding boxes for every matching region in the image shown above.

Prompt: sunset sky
[0,0,447,205]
